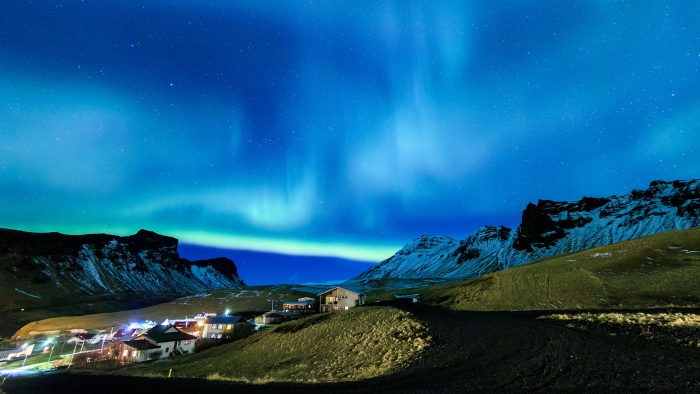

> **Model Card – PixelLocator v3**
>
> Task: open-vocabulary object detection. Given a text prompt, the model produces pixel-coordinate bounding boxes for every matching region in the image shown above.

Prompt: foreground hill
[108,306,430,383]
[420,227,700,311]
[0,228,244,315]
[348,179,700,283]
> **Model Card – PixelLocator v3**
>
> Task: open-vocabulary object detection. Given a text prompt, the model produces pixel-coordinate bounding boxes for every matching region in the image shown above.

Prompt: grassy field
[98,306,430,383]
[541,312,700,348]
[11,285,320,339]
[420,227,700,311]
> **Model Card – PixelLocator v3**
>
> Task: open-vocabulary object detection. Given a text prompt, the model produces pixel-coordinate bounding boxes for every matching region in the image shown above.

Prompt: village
[0,287,370,376]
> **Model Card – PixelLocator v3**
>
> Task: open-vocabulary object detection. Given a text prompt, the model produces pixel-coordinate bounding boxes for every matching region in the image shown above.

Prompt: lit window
[131,351,137,357]
[226,325,232,330]
[184,340,190,345]
[122,350,129,357]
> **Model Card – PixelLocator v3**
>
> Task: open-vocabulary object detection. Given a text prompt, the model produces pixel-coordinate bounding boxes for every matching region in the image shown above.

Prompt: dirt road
[3,303,700,393]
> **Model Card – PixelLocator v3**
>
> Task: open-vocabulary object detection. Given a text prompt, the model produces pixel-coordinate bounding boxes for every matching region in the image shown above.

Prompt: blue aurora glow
[1,1,699,283]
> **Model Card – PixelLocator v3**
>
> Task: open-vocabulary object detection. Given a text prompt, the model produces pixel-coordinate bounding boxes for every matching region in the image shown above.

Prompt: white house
[0,344,34,365]
[119,324,196,362]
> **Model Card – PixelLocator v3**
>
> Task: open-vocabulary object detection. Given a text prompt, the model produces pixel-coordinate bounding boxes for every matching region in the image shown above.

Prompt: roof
[317,286,365,296]
[122,340,160,350]
[114,328,137,337]
[204,316,246,324]
[143,324,197,343]
[394,293,419,299]
[277,311,300,317]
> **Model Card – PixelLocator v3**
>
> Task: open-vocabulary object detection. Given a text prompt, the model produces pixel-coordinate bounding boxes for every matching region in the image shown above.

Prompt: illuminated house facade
[201,316,249,339]
[318,287,366,313]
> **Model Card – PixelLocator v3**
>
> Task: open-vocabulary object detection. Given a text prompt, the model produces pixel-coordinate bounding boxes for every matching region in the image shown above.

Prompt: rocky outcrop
[0,229,245,297]
[347,179,700,283]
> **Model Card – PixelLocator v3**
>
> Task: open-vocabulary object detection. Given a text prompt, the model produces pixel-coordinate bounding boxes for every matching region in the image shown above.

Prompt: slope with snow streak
[0,229,245,300]
[348,179,700,283]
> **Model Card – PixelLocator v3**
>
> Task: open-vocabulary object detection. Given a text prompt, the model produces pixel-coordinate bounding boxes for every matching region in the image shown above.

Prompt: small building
[201,316,248,340]
[194,312,217,319]
[394,293,419,303]
[117,324,196,362]
[260,311,285,324]
[318,287,366,313]
[0,344,34,364]
[283,297,316,314]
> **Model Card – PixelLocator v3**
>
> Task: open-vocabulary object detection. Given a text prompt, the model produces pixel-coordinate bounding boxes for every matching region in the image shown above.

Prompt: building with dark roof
[117,324,196,362]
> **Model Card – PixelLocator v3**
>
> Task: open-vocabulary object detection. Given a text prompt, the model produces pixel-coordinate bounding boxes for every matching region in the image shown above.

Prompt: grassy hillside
[112,306,430,383]
[421,227,700,311]
[11,285,320,339]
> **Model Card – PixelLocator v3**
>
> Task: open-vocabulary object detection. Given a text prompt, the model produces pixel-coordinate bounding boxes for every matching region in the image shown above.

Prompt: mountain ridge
[347,179,700,283]
[0,228,244,312]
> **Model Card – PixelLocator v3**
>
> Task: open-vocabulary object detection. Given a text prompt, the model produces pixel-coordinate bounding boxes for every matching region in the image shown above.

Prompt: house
[283,297,316,314]
[194,312,217,319]
[163,318,201,337]
[259,311,285,324]
[0,344,34,365]
[318,287,366,312]
[201,316,249,339]
[117,324,196,362]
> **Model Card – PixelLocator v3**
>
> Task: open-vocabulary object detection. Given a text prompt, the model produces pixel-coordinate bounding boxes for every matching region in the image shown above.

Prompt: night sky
[2,1,699,284]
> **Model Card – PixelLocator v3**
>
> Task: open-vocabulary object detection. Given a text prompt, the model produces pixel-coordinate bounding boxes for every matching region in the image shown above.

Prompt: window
[165,347,169,353]
[122,350,129,357]
[210,334,216,339]
[226,324,232,330]
[217,334,222,339]
[184,340,190,345]
[131,351,137,357]
[218,324,223,330]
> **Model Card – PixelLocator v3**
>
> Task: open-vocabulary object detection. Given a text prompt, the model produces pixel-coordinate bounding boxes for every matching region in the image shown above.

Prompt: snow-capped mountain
[348,179,700,283]
[0,229,244,297]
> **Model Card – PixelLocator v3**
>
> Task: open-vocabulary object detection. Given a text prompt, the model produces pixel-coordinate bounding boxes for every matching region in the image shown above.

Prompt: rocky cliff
[0,229,244,302]
[348,179,700,283]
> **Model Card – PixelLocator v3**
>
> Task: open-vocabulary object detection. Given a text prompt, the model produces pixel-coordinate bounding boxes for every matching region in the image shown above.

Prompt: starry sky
[1,1,699,284]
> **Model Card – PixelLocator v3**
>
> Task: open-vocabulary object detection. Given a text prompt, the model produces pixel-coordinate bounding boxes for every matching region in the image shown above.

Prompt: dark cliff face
[182,257,243,285]
[452,226,511,264]
[0,228,244,296]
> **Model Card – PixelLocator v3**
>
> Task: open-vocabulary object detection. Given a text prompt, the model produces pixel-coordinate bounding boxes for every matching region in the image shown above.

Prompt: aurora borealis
[2,1,699,284]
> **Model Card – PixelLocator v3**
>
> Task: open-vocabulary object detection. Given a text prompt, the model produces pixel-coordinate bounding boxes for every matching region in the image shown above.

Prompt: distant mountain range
[347,179,700,283]
[0,228,244,311]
